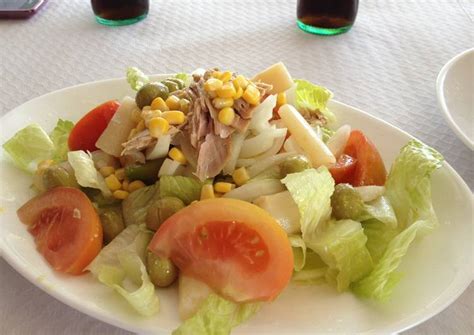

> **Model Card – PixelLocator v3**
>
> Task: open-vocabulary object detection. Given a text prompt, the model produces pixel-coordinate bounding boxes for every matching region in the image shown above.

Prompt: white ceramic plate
[0,76,472,335]
[436,48,474,150]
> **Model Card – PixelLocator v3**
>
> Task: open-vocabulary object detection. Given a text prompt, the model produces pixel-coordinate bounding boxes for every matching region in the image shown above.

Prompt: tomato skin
[17,187,103,275]
[149,198,294,303]
[329,154,357,184]
[343,130,387,186]
[68,100,120,152]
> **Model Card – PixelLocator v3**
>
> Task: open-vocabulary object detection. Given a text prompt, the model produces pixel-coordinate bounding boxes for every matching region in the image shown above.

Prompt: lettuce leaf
[292,249,328,285]
[67,150,111,197]
[289,234,307,271]
[2,124,55,172]
[352,140,444,301]
[362,219,400,263]
[173,293,260,335]
[294,79,335,125]
[160,175,202,205]
[50,119,74,161]
[87,225,159,316]
[127,66,150,91]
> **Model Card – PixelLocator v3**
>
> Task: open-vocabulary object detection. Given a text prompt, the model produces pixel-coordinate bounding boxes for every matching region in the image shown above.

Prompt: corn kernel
[142,106,152,112]
[242,84,261,105]
[128,128,138,140]
[218,107,235,126]
[99,166,115,177]
[128,180,146,193]
[115,168,126,181]
[149,117,170,137]
[216,82,236,98]
[233,75,248,90]
[232,167,250,186]
[212,97,234,109]
[135,120,145,132]
[179,99,190,114]
[200,184,215,200]
[122,179,130,192]
[220,71,233,82]
[204,78,223,92]
[142,110,162,126]
[211,70,223,79]
[162,110,186,125]
[277,92,287,106]
[214,182,235,193]
[233,86,243,99]
[113,190,129,200]
[165,95,181,110]
[169,147,187,165]
[150,97,169,111]
[105,174,122,191]
[130,108,142,123]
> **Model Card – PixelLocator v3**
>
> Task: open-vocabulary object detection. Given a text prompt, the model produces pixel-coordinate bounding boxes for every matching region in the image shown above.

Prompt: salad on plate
[2,63,444,334]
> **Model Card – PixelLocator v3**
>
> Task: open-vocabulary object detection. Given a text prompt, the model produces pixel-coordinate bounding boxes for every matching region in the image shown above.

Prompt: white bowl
[0,76,472,334]
[436,48,474,150]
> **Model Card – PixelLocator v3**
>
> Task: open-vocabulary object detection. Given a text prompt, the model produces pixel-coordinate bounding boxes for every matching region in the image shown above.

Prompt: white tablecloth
[0,0,472,334]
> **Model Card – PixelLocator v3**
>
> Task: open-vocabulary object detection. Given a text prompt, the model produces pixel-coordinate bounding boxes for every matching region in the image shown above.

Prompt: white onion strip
[223,179,285,202]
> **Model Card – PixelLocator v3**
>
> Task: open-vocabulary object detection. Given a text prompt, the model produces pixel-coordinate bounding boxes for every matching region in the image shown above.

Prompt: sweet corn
[233,86,243,99]
[232,167,250,186]
[115,168,126,181]
[165,95,181,110]
[219,71,233,82]
[128,180,146,193]
[150,97,169,111]
[142,110,162,126]
[99,166,115,177]
[242,84,261,105]
[122,179,130,192]
[105,174,122,191]
[204,78,223,92]
[135,120,145,132]
[179,99,190,114]
[216,82,236,98]
[211,71,223,79]
[212,97,234,109]
[113,190,129,200]
[214,182,235,193]
[277,92,287,106]
[169,147,187,165]
[149,117,170,138]
[162,111,186,125]
[130,108,142,123]
[200,184,215,200]
[218,107,235,126]
[233,75,249,90]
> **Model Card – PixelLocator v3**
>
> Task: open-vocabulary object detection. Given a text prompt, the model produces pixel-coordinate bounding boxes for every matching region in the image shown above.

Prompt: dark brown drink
[91,0,149,26]
[297,0,359,35]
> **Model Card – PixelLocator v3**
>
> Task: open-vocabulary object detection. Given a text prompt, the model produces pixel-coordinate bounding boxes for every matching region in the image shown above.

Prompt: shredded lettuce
[159,175,202,205]
[362,219,400,263]
[122,184,159,226]
[50,119,74,161]
[292,249,328,285]
[289,235,307,271]
[87,225,159,316]
[67,150,111,197]
[127,66,150,91]
[173,293,260,335]
[3,124,55,172]
[294,79,335,125]
[353,140,444,301]
[175,73,190,86]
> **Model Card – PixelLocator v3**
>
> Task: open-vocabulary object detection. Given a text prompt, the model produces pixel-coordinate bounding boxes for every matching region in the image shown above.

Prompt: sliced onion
[327,125,351,159]
[223,179,285,202]
[223,132,246,175]
[236,158,256,168]
[247,152,296,178]
[239,128,286,159]
[354,185,385,202]
[249,95,277,132]
[90,150,120,169]
[283,135,305,154]
[146,135,171,160]
[158,158,185,177]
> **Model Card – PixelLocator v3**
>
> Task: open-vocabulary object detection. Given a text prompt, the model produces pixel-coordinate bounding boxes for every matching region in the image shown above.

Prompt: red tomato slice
[329,154,357,184]
[148,198,294,303]
[17,187,103,275]
[343,130,387,186]
[68,100,120,152]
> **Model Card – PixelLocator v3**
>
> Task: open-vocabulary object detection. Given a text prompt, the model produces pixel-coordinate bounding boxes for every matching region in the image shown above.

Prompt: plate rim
[436,47,474,150]
[0,75,472,335]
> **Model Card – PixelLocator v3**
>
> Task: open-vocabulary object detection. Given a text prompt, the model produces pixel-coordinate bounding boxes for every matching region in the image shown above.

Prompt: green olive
[161,80,180,93]
[42,163,79,190]
[280,155,311,177]
[146,197,185,231]
[135,82,169,109]
[146,251,178,287]
[165,78,185,89]
[99,206,125,244]
[331,184,365,220]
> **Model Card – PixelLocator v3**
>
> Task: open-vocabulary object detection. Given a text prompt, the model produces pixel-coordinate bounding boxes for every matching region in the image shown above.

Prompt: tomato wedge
[343,130,387,186]
[148,198,294,303]
[17,187,103,275]
[68,100,120,152]
[329,154,357,184]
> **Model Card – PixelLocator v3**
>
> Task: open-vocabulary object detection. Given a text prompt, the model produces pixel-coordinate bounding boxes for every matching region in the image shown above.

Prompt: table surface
[0,0,472,334]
